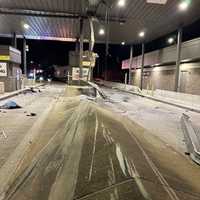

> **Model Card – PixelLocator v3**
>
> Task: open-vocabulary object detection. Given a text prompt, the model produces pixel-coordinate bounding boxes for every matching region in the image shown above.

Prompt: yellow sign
[82,61,91,67]
[0,55,10,61]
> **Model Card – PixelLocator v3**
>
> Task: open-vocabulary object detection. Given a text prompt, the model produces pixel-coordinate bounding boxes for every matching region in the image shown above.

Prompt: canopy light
[99,28,105,35]
[167,37,175,44]
[139,31,145,38]
[121,41,125,45]
[146,0,167,4]
[118,0,126,7]
[24,23,30,29]
[179,0,190,11]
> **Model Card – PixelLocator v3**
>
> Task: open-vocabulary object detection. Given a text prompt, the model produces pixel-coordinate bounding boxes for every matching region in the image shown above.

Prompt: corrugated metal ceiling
[0,0,200,43]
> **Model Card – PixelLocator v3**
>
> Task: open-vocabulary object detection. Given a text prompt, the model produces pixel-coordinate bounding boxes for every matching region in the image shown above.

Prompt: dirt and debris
[30,87,37,93]
[26,113,37,117]
[0,85,200,200]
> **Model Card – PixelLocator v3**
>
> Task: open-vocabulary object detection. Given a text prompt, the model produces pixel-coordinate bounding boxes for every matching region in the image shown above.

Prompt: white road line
[88,112,98,181]
[115,144,127,176]
[125,125,180,200]
[0,129,7,139]
[128,159,152,200]
[109,155,120,200]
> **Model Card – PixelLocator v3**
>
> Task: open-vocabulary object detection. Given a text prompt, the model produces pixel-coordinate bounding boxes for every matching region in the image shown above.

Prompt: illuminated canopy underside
[0,0,199,43]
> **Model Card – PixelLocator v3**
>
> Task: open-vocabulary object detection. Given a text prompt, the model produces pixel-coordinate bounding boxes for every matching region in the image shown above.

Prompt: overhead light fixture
[139,31,145,38]
[118,0,126,7]
[121,41,125,45]
[99,28,105,36]
[24,23,30,30]
[146,0,168,4]
[179,0,190,11]
[167,37,175,44]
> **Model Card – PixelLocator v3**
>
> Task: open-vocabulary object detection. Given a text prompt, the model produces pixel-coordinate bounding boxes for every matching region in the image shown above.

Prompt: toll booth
[0,46,22,93]
[68,51,98,85]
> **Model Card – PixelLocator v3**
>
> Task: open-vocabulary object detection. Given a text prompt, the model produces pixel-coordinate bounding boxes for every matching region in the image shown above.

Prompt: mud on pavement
[0,86,200,200]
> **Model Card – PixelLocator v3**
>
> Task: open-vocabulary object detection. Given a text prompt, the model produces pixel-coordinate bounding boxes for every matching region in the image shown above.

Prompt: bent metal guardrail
[181,114,200,165]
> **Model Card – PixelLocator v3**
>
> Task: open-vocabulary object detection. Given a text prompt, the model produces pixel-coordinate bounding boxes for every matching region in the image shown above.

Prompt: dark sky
[0,18,200,81]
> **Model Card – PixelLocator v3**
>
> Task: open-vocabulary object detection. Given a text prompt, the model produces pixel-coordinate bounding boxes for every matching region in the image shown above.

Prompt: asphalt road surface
[0,85,200,200]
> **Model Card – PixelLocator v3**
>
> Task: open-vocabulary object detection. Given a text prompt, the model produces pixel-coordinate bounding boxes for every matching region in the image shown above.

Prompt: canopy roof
[0,0,200,43]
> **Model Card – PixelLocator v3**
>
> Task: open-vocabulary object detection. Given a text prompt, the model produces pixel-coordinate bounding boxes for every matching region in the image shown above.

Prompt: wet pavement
[0,85,200,200]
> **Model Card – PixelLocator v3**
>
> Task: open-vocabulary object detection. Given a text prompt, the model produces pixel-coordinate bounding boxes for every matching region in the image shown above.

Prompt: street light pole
[23,36,27,76]
[12,32,17,48]
[79,18,84,82]
[105,7,110,81]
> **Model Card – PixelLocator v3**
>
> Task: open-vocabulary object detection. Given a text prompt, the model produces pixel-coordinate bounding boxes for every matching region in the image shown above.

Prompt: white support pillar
[174,28,183,92]
[140,43,145,90]
[129,45,133,85]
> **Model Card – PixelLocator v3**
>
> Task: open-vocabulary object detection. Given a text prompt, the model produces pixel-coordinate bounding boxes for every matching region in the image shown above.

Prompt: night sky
[0,18,200,81]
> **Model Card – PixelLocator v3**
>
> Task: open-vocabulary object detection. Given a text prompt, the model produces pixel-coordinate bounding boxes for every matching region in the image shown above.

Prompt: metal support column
[12,32,17,48]
[174,28,183,92]
[129,45,133,85]
[23,36,27,76]
[79,18,84,82]
[105,7,110,81]
[140,43,145,90]
[75,37,79,53]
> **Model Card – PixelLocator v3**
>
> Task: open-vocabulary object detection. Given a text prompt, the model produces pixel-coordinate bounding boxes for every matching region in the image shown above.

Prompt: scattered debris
[185,152,190,156]
[26,112,37,117]
[30,87,37,93]
[0,129,7,139]
[0,101,21,109]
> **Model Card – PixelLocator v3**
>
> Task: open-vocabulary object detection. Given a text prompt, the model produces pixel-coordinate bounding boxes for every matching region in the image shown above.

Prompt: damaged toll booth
[68,51,98,85]
[0,46,22,93]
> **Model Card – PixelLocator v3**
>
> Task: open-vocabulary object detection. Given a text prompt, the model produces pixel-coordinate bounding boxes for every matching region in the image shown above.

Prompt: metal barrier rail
[87,81,107,99]
[181,114,200,165]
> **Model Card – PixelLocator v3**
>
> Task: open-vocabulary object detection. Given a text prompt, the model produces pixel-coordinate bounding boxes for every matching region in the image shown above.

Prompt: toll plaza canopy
[0,0,200,43]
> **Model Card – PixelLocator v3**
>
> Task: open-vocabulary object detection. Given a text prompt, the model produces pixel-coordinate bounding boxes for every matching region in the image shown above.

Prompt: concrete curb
[126,90,200,113]
[0,84,44,102]
[181,114,200,165]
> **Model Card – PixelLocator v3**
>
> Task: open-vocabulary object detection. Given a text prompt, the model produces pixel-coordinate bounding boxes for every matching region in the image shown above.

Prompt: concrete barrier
[181,114,200,165]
